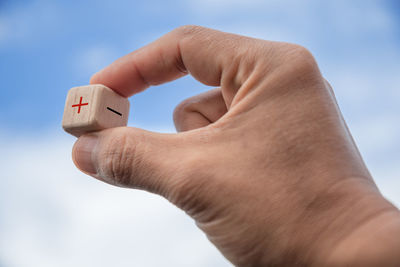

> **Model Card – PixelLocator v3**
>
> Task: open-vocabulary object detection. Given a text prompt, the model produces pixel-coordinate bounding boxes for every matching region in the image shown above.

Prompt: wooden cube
[62,84,130,137]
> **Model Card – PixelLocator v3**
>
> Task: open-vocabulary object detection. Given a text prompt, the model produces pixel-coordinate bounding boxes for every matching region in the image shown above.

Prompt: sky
[0,0,399,266]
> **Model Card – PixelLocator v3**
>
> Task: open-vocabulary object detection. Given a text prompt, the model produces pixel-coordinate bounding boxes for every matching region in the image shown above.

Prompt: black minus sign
[107,107,122,116]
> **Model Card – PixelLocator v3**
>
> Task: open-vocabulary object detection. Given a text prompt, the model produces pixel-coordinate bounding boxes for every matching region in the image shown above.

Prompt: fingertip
[88,69,131,98]
[72,134,99,175]
[89,70,102,85]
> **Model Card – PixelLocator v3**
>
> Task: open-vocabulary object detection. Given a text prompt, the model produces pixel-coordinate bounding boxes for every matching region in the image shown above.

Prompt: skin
[72,26,400,266]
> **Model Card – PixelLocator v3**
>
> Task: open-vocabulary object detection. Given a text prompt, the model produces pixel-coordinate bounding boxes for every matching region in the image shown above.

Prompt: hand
[72,26,400,266]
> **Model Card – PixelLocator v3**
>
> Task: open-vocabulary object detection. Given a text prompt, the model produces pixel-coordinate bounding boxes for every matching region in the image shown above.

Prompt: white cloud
[322,1,395,36]
[190,0,272,9]
[349,115,400,206]
[184,0,397,47]
[73,45,118,79]
[0,131,231,267]
[0,18,7,43]
[373,162,400,208]
[0,0,62,47]
[185,0,295,16]
[351,115,400,157]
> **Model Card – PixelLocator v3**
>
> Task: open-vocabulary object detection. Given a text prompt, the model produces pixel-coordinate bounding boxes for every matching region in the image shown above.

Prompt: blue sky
[0,1,399,266]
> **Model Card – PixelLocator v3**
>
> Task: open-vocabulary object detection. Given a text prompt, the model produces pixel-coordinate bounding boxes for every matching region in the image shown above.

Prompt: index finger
[90,26,259,98]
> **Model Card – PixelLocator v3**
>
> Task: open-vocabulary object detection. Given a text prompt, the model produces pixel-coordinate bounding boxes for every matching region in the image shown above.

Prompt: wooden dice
[62,84,130,137]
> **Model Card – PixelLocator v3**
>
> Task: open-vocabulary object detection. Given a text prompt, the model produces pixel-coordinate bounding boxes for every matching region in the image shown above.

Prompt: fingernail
[73,134,99,175]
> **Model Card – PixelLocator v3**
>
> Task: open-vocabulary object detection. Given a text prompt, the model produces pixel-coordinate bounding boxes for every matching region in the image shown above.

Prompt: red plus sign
[72,96,89,114]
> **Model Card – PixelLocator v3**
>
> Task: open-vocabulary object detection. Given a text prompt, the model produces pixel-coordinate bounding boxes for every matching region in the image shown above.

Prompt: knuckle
[173,98,197,127]
[283,44,318,73]
[98,129,140,187]
[174,25,205,37]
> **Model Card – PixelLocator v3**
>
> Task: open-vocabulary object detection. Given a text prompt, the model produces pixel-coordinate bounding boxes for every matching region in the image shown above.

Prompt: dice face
[62,84,130,137]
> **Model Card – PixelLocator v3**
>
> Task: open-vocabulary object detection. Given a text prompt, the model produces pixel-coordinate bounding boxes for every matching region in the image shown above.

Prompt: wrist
[323,209,400,266]
[310,181,400,266]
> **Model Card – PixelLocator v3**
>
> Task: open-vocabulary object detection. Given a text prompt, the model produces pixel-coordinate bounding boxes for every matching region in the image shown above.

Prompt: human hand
[72,26,400,266]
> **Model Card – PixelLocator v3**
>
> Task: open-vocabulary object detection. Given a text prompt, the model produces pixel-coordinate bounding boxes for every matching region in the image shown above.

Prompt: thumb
[72,127,192,196]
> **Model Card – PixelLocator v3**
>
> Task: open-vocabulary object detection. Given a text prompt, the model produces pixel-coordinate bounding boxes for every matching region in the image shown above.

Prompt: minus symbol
[107,107,122,116]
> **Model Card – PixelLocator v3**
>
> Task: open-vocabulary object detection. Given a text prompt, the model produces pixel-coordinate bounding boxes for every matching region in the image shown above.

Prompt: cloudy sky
[0,0,399,266]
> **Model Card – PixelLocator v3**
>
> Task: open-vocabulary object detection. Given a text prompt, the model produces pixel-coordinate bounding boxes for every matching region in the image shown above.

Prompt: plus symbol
[72,96,89,114]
